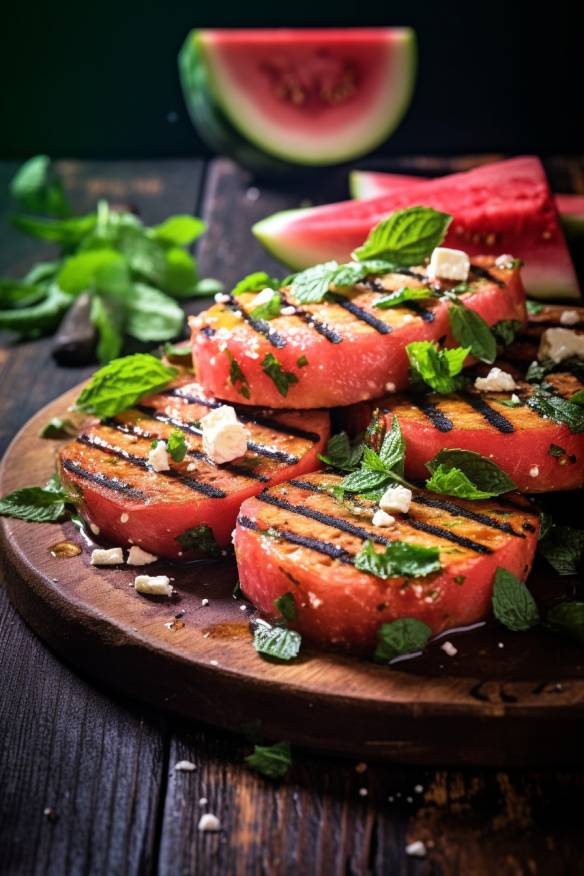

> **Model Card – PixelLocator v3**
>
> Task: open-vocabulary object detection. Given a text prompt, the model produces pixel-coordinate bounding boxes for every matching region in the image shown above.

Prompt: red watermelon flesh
[254,156,580,300]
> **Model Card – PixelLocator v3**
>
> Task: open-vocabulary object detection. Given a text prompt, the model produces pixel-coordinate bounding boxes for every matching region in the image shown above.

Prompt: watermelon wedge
[253,157,580,300]
[179,29,416,168]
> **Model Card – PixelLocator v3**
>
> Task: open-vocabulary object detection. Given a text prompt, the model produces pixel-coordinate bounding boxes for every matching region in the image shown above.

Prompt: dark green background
[0,1,578,160]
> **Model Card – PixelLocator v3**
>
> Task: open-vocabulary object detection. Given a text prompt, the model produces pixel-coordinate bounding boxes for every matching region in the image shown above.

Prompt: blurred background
[0,0,579,160]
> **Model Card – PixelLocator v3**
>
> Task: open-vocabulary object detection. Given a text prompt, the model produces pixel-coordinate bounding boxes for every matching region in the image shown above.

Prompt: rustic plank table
[1,156,584,876]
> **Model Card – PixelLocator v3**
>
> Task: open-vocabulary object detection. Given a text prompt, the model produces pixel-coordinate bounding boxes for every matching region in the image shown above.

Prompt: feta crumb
[174,760,196,772]
[240,604,247,611]
[405,840,427,858]
[281,305,296,316]
[529,465,540,478]
[199,797,208,806]
[384,381,396,393]
[511,393,520,404]
[252,288,276,307]
[474,367,517,392]
[200,405,249,464]
[539,327,584,364]
[90,547,123,566]
[428,247,470,282]
[214,292,230,303]
[148,441,170,472]
[495,253,515,267]
[120,513,129,523]
[372,509,396,528]
[127,546,158,566]
[441,641,458,657]
[187,462,197,472]
[134,574,173,597]
[560,310,580,326]
[89,523,100,536]
[379,485,412,514]
[198,813,221,832]
[201,598,209,606]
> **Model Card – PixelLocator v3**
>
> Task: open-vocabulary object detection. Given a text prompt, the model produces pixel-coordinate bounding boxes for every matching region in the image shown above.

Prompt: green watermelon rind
[183,29,417,167]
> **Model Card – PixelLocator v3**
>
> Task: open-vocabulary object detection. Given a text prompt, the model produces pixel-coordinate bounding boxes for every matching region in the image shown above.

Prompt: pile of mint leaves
[0,155,221,362]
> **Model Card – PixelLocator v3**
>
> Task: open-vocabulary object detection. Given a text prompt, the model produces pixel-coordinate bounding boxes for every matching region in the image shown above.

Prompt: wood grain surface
[2,157,584,875]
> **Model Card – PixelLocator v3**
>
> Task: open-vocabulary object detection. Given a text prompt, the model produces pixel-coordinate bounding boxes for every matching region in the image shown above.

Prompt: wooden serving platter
[2,384,584,766]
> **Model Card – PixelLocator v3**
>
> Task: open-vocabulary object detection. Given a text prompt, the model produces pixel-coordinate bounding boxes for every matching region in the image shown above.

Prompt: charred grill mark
[62,459,147,500]
[465,396,515,433]
[279,292,343,344]
[237,515,354,563]
[406,518,493,554]
[328,293,392,335]
[288,479,327,493]
[136,406,301,465]
[470,264,505,288]
[76,433,226,498]
[161,388,218,408]
[410,397,454,432]
[226,293,287,349]
[404,301,436,323]
[412,494,524,537]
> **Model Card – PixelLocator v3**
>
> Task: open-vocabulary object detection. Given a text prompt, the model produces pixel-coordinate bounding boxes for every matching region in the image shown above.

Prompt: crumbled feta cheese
[441,641,458,657]
[281,305,296,316]
[174,760,196,772]
[529,465,540,478]
[198,813,221,832]
[200,405,249,464]
[511,393,521,404]
[201,598,209,606]
[252,288,276,306]
[127,546,158,566]
[428,247,470,282]
[379,485,412,514]
[405,840,427,858]
[199,797,208,806]
[120,513,129,523]
[539,327,584,364]
[474,367,517,392]
[148,441,170,472]
[495,253,515,267]
[560,310,580,326]
[90,547,123,566]
[372,509,396,528]
[214,292,230,303]
[134,574,173,596]
[89,523,100,536]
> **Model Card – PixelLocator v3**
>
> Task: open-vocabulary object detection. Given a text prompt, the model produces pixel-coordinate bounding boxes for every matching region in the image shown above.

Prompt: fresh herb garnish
[252,618,301,661]
[425,449,516,499]
[318,431,364,472]
[340,416,409,498]
[526,357,584,384]
[175,523,222,557]
[274,592,296,622]
[226,350,251,400]
[232,271,281,296]
[374,618,432,663]
[497,397,522,408]
[261,353,299,397]
[570,389,584,406]
[548,443,566,457]
[447,302,497,363]
[356,540,441,580]
[296,355,309,368]
[527,388,584,433]
[250,291,282,321]
[0,475,75,523]
[167,430,187,462]
[491,319,522,347]
[406,341,469,393]
[353,206,452,264]
[492,567,539,631]
[39,417,77,439]
[74,354,177,418]
[526,300,545,315]
[539,525,584,576]
[163,342,193,364]
[10,154,70,217]
[374,286,437,309]
[546,602,584,645]
[245,741,292,779]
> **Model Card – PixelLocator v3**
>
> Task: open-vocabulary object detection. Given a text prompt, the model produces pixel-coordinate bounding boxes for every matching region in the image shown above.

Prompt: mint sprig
[74,353,177,418]
[425,449,517,499]
[355,540,441,580]
[406,341,469,394]
[353,206,452,264]
[492,568,539,631]
[447,302,497,364]
[374,618,433,663]
[245,741,292,779]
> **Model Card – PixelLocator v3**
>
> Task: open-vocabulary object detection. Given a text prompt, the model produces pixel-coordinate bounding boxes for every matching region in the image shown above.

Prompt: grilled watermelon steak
[191,258,525,409]
[254,157,580,300]
[234,474,539,652]
[179,28,416,167]
[59,380,329,559]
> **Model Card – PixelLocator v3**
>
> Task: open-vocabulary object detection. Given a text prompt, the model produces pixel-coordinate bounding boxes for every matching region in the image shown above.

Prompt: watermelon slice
[234,473,539,652]
[254,157,580,300]
[179,29,416,167]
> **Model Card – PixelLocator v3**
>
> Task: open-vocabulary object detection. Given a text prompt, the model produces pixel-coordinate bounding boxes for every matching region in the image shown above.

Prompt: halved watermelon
[59,379,329,559]
[191,258,525,409]
[234,473,539,652]
[342,372,584,494]
[179,29,416,167]
[254,157,580,300]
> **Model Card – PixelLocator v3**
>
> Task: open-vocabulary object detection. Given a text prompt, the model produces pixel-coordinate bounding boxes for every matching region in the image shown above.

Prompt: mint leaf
[355,540,441,579]
[90,295,124,364]
[11,212,97,245]
[39,417,77,439]
[340,468,390,494]
[152,215,205,246]
[374,286,437,309]
[407,341,469,393]
[0,483,71,523]
[125,284,184,342]
[245,741,291,779]
[176,523,221,557]
[539,525,584,576]
[250,291,282,321]
[570,389,584,406]
[0,279,46,309]
[492,568,539,631]
[274,592,296,622]
[167,430,187,463]
[374,618,432,662]
[0,283,71,339]
[194,277,224,297]
[527,389,584,433]
[448,303,497,363]
[319,431,364,472]
[526,300,544,315]
[426,449,516,497]
[233,271,280,296]
[226,351,251,400]
[547,601,584,645]
[290,261,338,304]
[261,353,298,397]
[160,246,198,298]
[354,206,451,264]
[253,619,301,661]
[10,155,70,217]
[491,319,522,347]
[58,249,127,295]
[75,353,177,418]
[378,416,406,476]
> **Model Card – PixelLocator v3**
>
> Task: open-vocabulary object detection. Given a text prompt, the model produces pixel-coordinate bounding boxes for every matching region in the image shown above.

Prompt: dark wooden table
[2,157,584,876]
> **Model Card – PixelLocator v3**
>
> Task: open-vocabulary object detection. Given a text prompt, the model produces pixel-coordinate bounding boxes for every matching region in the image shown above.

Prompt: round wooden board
[2,386,584,766]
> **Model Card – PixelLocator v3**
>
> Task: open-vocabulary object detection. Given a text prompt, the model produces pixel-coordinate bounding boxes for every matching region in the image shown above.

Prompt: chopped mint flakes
[261,353,298,397]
